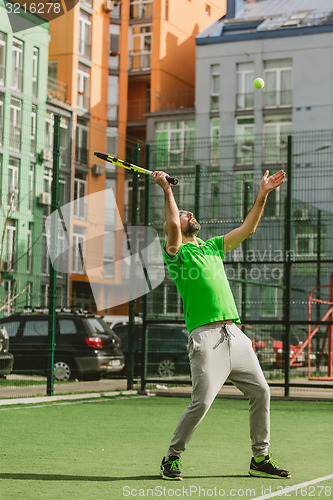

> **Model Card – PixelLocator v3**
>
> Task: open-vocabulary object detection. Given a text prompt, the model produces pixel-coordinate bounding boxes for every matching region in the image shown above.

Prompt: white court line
[250,473,333,500]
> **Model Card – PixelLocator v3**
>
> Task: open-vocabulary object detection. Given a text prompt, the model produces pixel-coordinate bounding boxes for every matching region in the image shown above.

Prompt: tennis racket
[94,152,178,185]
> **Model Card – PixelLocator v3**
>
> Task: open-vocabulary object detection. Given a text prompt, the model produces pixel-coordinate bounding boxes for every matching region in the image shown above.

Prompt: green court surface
[0,397,332,500]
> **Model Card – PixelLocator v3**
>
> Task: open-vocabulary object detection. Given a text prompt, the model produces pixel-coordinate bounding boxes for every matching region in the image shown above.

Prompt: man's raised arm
[153,171,182,257]
[224,170,286,253]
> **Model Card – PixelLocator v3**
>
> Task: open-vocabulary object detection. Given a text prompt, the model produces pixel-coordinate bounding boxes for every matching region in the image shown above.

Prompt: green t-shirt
[163,236,240,333]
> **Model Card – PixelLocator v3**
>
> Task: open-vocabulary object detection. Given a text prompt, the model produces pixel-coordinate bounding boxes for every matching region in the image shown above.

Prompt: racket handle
[166,176,178,185]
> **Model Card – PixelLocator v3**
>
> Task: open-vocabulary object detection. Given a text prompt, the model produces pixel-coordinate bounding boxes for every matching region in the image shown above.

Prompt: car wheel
[157,358,176,377]
[54,360,73,382]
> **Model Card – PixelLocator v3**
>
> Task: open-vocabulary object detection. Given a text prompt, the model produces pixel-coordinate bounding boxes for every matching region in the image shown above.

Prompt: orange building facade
[47,0,226,316]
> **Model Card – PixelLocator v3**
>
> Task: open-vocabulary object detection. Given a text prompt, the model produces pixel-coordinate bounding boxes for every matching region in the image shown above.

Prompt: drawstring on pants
[213,324,235,350]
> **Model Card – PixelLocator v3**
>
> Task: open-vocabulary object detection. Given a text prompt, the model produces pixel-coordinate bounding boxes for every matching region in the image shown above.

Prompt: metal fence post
[242,181,251,320]
[47,114,60,396]
[284,135,293,397]
[140,144,151,393]
[195,164,201,220]
[127,144,140,390]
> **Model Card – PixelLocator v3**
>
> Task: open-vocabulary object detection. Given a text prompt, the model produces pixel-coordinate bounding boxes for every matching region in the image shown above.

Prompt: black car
[0,324,14,378]
[113,322,190,377]
[0,309,124,381]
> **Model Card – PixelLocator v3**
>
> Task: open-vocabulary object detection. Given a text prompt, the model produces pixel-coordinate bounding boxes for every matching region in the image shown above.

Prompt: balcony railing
[130,1,152,19]
[129,51,151,72]
[47,76,67,103]
[155,89,195,111]
[236,92,254,110]
[264,89,292,108]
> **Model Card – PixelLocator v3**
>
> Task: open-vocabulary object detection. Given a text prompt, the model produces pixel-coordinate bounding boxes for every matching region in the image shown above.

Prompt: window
[4,281,15,316]
[5,219,16,268]
[60,116,69,166]
[236,117,254,165]
[77,63,90,111]
[8,158,19,211]
[27,223,33,273]
[59,320,77,335]
[72,228,85,274]
[32,48,38,97]
[210,64,220,111]
[0,32,6,85]
[26,282,32,307]
[264,115,291,164]
[156,121,195,168]
[74,174,87,219]
[236,62,254,109]
[76,121,89,164]
[264,59,292,108]
[108,75,118,121]
[205,3,211,15]
[210,173,220,219]
[296,226,325,257]
[130,0,152,20]
[23,320,48,337]
[10,98,22,152]
[28,164,34,213]
[109,25,120,70]
[12,38,23,92]
[0,92,4,147]
[211,118,220,165]
[79,11,91,59]
[130,25,152,70]
[31,105,36,154]
[103,177,116,278]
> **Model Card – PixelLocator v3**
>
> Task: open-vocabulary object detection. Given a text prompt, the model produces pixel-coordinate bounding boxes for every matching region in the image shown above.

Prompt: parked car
[0,309,124,381]
[244,326,305,369]
[0,324,14,378]
[112,322,190,377]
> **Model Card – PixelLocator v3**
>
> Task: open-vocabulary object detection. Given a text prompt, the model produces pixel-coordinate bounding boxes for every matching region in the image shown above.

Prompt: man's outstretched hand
[260,170,286,195]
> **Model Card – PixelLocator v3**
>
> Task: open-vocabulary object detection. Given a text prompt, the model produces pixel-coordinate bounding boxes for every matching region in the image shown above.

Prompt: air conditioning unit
[40,149,52,162]
[103,1,114,12]
[92,164,104,176]
[1,260,10,272]
[38,192,51,206]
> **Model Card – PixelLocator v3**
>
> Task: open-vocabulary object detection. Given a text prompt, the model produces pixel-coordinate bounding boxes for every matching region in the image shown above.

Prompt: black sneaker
[249,453,291,479]
[160,456,183,480]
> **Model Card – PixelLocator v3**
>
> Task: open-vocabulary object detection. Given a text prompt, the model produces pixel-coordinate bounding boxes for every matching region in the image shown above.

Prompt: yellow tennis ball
[254,77,265,89]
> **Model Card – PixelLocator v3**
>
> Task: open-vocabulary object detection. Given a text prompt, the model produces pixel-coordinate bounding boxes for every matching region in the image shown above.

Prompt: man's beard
[183,219,201,238]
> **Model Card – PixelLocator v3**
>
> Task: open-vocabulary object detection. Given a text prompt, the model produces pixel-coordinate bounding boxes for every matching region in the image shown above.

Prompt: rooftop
[197,0,333,44]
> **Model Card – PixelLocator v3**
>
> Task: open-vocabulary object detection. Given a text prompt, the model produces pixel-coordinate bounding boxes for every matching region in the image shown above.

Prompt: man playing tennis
[153,169,291,481]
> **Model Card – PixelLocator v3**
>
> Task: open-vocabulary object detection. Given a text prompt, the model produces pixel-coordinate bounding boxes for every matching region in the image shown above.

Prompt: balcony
[130,1,152,20]
[155,89,195,112]
[236,92,254,110]
[129,51,151,72]
[264,89,292,109]
[47,76,67,103]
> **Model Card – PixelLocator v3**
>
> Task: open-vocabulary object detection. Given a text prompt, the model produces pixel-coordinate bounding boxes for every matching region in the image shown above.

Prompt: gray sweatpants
[167,322,270,458]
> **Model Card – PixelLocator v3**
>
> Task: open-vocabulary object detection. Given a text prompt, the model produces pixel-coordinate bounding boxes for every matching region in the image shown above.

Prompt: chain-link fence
[134,131,333,396]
